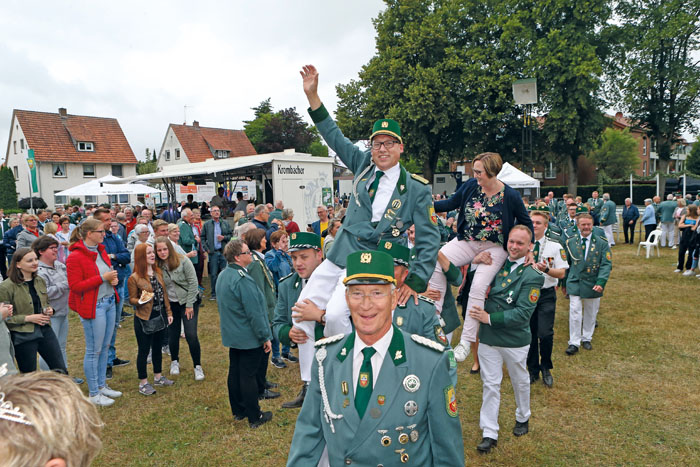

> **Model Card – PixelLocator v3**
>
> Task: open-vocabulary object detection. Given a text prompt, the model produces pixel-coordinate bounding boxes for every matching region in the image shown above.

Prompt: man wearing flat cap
[292,65,440,393]
[287,250,463,467]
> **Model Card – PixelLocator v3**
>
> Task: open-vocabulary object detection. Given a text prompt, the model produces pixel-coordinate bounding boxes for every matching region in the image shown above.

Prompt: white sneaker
[674,269,682,273]
[194,365,205,381]
[682,270,694,276]
[671,245,677,249]
[453,342,471,362]
[170,360,180,376]
[89,393,115,407]
[100,385,122,398]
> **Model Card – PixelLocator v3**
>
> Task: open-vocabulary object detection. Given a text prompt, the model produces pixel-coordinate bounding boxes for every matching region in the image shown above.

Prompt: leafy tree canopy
[0,166,18,210]
[687,141,700,174]
[589,128,640,179]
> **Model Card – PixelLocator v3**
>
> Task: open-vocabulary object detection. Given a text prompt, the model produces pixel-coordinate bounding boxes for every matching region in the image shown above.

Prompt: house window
[54,192,67,206]
[651,139,657,152]
[642,138,647,155]
[13,141,16,154]
[108,194,130,204]
[165,150,171,161]
[77,142,94,151]
[436,176,446,183]
[544,162,557,179]
[20,139,24,150]
[643,161,647,176]
[214,150,230,159]
[111,164,123,177]
[13,166,18,180]
[85,195,97,204]
[119,194,129,204]
[52,163,67,178]
[83,164,96,177]
[175,149,180,160]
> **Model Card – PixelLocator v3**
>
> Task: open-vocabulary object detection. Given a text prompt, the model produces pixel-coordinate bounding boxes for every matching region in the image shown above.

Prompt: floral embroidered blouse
[460,184,505,245]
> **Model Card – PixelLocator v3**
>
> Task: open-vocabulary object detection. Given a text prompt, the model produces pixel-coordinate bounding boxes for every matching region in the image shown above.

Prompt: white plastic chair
[637,229,662,258]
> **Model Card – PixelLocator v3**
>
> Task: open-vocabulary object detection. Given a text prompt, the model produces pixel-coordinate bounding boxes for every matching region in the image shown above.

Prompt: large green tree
[244,100,327,156]
[589,127,640,179]
[0,166,18,209]
[335,0,523,181]
[613,0,700,194]
[686,141,700,174]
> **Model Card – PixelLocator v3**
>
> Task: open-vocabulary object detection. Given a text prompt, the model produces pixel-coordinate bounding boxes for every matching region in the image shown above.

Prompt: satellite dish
[512,78,538,105]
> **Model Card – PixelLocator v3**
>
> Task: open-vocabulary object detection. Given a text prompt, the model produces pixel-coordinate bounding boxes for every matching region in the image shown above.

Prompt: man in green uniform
[271,232,324,408]
[599,193,617,247]
[216,240,273,428]
[658,194,678,248]
[562,214,612,355]
[587,190,603,225]
[468,226,544,453]
[287,251,463,466]
[293,64,440,391]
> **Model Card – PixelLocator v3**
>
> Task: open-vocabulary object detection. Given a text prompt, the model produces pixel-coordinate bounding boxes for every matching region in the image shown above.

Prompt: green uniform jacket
[272,272,323,347]
[563,233,612,299]
[479,264,544,348]
[287,327,464,467]
[309,104,440,293]
[587,197,603,215]
[200,218,233,253]
[247,252,276,321]
[394,296,443,343]
[177,220,199,265]
[0,276,49,333]
[216,263,271,349]
[162,255,199,308]
[658,200,677,223]
[600,200,617,226]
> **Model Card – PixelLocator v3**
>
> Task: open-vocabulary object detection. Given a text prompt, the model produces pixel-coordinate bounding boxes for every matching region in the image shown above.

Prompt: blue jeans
[208,250,227,297]
[80,295,116,396]
[270,332,290,359]
[108,278,128,366]
[39,314,69,371]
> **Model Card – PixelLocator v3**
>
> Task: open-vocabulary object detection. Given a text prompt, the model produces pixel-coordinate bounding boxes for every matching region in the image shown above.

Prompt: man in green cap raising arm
[292,65,440,385]
[287,250,463,466]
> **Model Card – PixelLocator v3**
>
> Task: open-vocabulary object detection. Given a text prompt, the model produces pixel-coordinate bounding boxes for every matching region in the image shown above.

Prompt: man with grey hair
[658,193,677,248]
[310,205,329,237]
[177,208,199,266]
[270,200,284,222]
[621,198,639,244]
[641,198,657,240]
[252,204,281,247]
[599,193,617,247]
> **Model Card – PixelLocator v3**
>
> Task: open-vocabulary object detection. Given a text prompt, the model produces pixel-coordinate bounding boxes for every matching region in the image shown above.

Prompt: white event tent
[55,175,164,197]
[497,162,540,198]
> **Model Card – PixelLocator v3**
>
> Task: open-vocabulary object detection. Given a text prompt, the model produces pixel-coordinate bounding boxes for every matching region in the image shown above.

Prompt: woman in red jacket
[66,219,122,407]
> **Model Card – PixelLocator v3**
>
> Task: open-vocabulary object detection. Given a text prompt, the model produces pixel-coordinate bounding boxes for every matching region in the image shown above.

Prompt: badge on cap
[384,241,392,250]
[382,121,389,128]
[360,253,372,263]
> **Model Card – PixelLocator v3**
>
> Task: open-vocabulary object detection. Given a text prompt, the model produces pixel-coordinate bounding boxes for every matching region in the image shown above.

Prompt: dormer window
[78,141,94,151]
[214,150,230,159]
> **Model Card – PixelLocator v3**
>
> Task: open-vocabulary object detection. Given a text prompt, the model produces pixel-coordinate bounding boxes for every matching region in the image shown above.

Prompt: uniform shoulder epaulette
[279,272,294,283]
[418,295,435,305]
[410,173,429,185]
[314,333,345,347]
[237,270,246,277]
[411,334,445,352]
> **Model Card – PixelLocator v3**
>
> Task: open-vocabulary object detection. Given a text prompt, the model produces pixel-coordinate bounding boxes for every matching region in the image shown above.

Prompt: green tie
[355,347,376,419]
[368,171,384,203]
[533,241,541,262]
[581,237,587,248]
[503,259,513,275]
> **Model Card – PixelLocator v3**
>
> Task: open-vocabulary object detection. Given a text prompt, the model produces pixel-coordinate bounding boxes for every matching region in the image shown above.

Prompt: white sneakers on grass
[100,385,122,398]
[682,270,695,276]
[90,393,115,407]
[453,342,471,362]
[674,269,682,273]
[194,365,205,381]
[170,360,180,375]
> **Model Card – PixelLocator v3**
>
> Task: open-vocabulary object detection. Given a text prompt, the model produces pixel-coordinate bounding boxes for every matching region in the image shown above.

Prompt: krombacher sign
[277,164,305,175]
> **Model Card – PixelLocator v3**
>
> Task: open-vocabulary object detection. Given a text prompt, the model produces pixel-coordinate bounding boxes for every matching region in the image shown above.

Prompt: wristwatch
[544,266,550,274]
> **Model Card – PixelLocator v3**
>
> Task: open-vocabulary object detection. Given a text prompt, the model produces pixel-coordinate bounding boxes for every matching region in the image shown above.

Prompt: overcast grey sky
[0,0,385,162]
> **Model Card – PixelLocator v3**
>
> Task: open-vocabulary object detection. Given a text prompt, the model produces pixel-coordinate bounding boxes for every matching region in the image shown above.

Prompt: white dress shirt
[368,163,400,222]
[352,326,393,392]
[534,236,569,289]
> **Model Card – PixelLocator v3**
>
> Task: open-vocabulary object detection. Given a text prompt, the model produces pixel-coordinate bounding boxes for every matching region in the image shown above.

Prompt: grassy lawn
[61,242,699,466]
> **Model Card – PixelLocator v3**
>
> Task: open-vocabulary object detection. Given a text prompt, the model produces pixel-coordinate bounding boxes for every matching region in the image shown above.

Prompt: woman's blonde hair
[43,221,58,235]
[0,371,103,467]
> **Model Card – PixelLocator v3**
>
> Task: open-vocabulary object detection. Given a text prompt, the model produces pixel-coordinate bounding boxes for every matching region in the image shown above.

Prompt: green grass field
[61,242,699,466]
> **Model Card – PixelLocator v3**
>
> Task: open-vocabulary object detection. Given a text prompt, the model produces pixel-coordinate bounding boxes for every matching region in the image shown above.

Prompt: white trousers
[568,295,601,346]
[295,259,352,382]
[660,222,675,247]
[428,238,508,344]
[478,343,531,440]
[602,224,615,246]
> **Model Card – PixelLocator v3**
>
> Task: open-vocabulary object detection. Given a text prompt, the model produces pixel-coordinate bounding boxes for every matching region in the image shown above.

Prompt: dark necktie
[368,171,384,203]
[581,237,588,258]
[503,259,514,275]
[533,241,541,262]
[355,347,376,418]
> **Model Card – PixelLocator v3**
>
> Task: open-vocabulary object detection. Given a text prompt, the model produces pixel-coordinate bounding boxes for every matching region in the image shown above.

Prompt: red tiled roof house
[4,107,138,209]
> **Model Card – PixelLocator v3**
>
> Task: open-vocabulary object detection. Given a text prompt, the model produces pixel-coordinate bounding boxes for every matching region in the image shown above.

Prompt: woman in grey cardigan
[154,236,204,381]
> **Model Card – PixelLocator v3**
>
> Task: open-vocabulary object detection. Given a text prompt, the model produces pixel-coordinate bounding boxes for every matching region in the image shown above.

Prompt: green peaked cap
[288,232,321,252]
[344,250,396,285]
[370,119,402,143]
[377,241,410,267]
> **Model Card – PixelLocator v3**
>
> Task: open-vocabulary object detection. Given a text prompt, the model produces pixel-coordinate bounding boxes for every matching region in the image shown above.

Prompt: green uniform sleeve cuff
[308,104,330,123]
[444,263,461,285]
[595,279,607,288]
[278,325,292,347]
[489,311,505,327]
[404,273,427,294]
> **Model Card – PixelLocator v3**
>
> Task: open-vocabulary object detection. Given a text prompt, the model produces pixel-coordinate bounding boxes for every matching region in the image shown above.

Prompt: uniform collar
[353,326,393,368]
[338,324,406,366]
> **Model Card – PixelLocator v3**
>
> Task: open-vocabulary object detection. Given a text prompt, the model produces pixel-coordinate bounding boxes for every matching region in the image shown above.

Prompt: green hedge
[547,184,657,203]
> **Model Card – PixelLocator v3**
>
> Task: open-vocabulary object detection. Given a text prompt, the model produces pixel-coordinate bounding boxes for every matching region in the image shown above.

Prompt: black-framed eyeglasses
[370,140,400,150]
[92,230,105,234]
[237,251,252,256]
